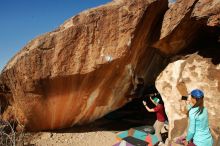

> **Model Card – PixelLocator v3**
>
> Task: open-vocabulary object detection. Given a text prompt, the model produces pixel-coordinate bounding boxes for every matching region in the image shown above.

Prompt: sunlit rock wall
[0,0,168,131]
[154,0,220,145]
[156,54,220,145]
[154,0,220,55]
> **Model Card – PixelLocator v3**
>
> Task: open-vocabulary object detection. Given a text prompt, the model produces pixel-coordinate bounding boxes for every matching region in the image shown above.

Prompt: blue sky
[169,0,176,3]
[0,0,111,72]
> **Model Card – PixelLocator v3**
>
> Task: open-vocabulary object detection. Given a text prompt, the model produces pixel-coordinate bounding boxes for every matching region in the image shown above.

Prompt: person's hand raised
[142,101,146,106]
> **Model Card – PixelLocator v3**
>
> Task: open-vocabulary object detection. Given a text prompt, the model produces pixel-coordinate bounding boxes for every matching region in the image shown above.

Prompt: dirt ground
[21,115,155,146]
[23,131,175,146]
[22,118,134,146]
[24,131,116,146]
[21,119,170,146]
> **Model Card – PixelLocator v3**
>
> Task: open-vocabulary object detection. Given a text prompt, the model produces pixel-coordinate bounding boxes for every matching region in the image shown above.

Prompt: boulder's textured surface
[156,54,220,145]
[0,0,168,131]
[154,0,220,54]
[192,0,220,27]
[154,0,220,144]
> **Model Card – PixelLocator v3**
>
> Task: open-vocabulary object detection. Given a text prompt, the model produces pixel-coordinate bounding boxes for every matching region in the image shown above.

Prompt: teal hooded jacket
[186,105,213,146]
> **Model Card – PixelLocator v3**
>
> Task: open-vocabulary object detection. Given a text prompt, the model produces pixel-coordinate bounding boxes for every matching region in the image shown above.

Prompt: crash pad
[116,129,147,141]
[113,140,135,146]
[145,134,158,145]
[132,125,155,134]
[123,136,148,146]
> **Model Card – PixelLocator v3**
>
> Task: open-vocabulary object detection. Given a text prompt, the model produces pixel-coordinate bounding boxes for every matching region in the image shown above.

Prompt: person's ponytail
[189,96,204,116]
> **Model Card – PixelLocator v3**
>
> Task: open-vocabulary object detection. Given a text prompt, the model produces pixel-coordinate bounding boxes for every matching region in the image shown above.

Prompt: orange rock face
[154,0,220,55]
[0,0,168,131]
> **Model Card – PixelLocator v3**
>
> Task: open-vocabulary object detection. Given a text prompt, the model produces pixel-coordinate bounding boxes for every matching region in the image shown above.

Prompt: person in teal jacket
[184,89,213,146]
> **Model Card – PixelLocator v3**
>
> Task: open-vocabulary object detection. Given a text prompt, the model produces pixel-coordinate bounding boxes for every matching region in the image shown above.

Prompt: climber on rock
[142,94,166,145]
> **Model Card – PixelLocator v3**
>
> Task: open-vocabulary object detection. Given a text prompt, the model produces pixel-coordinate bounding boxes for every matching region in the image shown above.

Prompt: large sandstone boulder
[0,0,168,131]
[156,54,220,145]
[154,0,220,145]
[154,0,220,54]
